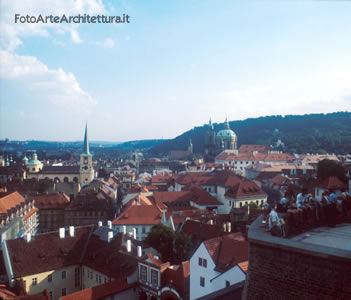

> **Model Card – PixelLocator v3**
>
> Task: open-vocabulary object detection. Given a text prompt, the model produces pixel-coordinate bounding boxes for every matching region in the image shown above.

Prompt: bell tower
[80,123,94,185]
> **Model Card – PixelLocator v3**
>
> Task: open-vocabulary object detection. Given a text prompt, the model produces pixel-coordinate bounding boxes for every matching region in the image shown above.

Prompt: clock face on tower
[84,159,88,164]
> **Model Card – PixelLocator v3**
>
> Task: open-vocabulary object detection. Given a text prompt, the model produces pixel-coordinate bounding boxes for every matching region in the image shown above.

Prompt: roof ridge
[79,225,95,264]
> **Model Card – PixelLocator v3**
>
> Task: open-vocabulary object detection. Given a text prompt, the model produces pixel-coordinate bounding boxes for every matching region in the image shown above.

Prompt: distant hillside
[110,139,168,150]
[150,112,351,155]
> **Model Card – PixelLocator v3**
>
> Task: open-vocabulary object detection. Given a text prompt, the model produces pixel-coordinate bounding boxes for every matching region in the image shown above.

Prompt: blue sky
[0,0,351,141]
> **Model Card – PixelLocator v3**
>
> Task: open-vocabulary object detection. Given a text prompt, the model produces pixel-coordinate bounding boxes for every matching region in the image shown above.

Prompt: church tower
[80,123,94,185]
[204,118,217,162]
[188,138,193,153]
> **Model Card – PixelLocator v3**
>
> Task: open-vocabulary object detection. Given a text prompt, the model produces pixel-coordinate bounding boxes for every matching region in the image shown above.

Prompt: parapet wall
[243,216,351,299]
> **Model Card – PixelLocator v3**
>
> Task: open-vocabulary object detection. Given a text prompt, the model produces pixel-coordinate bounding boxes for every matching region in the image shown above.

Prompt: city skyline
[1,0,351,142]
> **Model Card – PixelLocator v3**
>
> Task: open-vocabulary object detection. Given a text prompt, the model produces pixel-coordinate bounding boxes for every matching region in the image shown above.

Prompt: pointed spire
[83,122,90,154]
[224,116,230,129]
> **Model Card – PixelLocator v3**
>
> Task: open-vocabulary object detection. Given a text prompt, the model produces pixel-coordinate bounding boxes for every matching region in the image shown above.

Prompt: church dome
[217,129,237,137]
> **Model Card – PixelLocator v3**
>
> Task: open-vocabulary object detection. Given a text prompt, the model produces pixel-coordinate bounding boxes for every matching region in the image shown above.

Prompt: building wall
[27,173,80,183]
[21,265,80,300]
[212,266,245,292]
[82,266,113,290]
[39,209,65,233]
[244,217,351,299]
[190,243,244,300]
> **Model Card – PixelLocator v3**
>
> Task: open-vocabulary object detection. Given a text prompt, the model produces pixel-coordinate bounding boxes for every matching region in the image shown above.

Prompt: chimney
[107,220,112,229]
[227,222,231,232]
[223,223,227,232]
[25,233,31,243]
[133,228,137,240]
[209,219,213,225]
[69,226,75,237]
[123,225,126,234]
[126,240,131,253]
[59,228,65,239]
[98,221,103,227]
[137,246,142,257]
[108,231,113,243]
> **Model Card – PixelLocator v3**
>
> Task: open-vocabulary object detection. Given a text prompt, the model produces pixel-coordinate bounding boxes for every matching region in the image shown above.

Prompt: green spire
[83,123,90,154]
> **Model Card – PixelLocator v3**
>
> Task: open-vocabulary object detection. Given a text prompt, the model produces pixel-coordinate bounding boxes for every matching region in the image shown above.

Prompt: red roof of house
[264,153,295,162]
[31,193,70,209]
[0,192,25,214]
[239,144,269,154]
[203,233,248,272]
[152,185,221,208]
[225,180,266,199]
[62,278,138,300]
[112,205,162,225]
[317,176,347,190]
[180,220,223,241]
[6,226,139,279]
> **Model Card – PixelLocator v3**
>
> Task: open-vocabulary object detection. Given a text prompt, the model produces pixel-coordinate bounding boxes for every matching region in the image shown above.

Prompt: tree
[145,224,175,262]
[317,159,347,182]
[145,223,193,264]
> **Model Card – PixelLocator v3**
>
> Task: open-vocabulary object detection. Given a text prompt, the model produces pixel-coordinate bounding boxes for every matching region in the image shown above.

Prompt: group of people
[263,188,351,237]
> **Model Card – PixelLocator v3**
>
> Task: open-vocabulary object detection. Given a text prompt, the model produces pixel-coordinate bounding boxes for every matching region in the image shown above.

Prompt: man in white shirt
[264,205,282,237]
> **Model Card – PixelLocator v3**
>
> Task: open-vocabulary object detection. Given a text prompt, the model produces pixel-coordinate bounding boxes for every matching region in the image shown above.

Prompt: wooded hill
[150,112,351,155]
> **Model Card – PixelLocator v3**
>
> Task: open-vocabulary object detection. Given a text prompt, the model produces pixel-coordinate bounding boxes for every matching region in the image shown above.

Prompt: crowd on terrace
[263,187,351,237]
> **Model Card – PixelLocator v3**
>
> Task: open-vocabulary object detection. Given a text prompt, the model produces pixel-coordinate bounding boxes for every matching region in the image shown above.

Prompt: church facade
[204,118,238,161]
[26,124,94,186]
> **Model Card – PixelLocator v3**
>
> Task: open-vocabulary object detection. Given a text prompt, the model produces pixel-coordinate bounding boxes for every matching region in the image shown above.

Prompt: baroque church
[25,124,94,186]
[204,118,238,161]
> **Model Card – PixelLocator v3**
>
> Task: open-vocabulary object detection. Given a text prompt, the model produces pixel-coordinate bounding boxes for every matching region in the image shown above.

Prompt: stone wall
[243,216,351,299]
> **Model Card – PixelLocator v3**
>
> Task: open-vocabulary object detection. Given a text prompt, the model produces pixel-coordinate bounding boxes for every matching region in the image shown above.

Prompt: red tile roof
[317,176,347,190]
[225,180,266,199]
[180,220,223,241]
[152,185,221,208]
[112,205,162,225]
[0,192,25,214]
[264,153,295,162]
[239,144,269,154]
[203,233,248,272]
[62,278,138,300]
[6,226,139,279]
[163,261,190,298]
[31,193,70,209]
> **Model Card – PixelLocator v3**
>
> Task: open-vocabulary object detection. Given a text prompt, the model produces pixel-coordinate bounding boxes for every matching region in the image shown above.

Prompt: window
[140,265,147,281]
[198,258,207,268]
[23,280,26,289]
[48,274,52,283]
[49,291,53,299]
[62,288,67,296]
[200,276,205,287]
[62,271,66,280]
[96,274,98,282]
[151,269,158,286]
[226,280,230,288]
[99,275,101,284]
[32,278,37,286]
[142,227,146,234]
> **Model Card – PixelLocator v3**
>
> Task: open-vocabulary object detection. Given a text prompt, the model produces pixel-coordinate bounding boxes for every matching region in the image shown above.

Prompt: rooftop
[249,215,351,261]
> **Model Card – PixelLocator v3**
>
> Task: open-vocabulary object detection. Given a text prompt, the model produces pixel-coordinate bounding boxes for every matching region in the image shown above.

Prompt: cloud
[0,49,97,114]
[96,38,115,48]
[220,71,351,120]
[71,29,83,44]
[0,0,105,51]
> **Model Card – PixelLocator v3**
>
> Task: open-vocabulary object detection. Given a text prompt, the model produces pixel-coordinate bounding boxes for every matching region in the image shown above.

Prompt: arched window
[64,177,69,183]
[73,177,78,183]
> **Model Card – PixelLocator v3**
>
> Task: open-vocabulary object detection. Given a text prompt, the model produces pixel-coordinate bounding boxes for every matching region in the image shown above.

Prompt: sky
[0,0,351,142]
